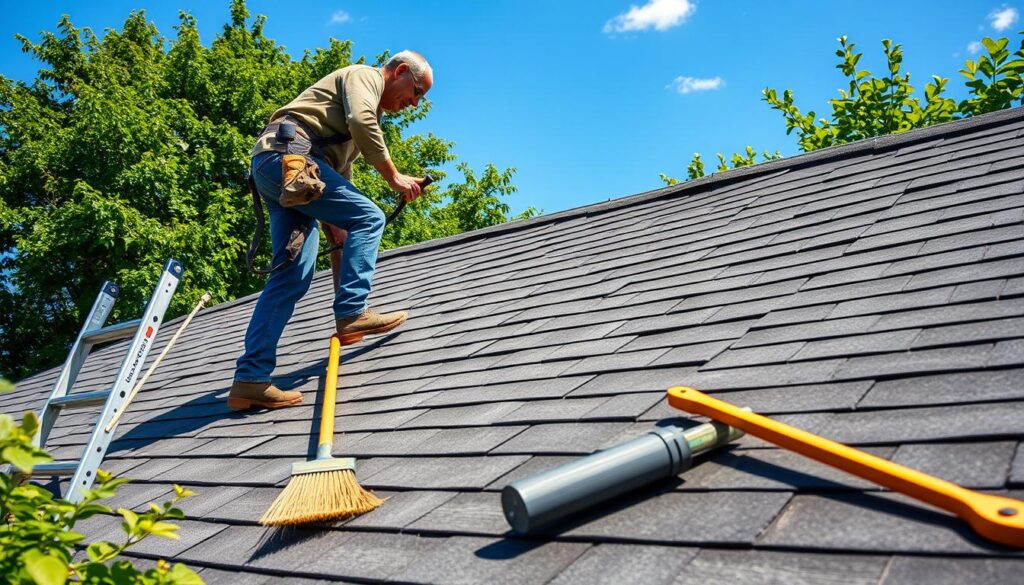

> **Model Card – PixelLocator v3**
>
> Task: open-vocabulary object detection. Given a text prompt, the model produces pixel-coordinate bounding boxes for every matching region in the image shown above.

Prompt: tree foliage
[0,380,202,584]
[0,0,536,379]
[663,31,1024,183]
[959,36,1024,117]
[660,147,782,186]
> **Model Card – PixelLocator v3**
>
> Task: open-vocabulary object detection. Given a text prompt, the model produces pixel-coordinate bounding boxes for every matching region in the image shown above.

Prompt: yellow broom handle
[318,335,341,452]
[667,386,1024,548]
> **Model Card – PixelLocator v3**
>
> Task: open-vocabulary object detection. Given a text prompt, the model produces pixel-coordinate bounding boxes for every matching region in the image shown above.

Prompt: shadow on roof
[97,333,405,452]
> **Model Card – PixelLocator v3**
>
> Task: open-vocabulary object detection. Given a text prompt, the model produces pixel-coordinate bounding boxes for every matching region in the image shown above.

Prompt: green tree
[662,32,1024,183]
[0,1,535,380]
[1,380,202,584]
[763,36,960,152]
[660,148,783,186]
[959,36,1024,116]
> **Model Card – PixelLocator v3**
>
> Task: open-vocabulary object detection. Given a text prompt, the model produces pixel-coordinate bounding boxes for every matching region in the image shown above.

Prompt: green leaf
[92,476,131,498]
[170,564,205,584]
[164,507,185,519]
[108,560,142,584]
[0,378,13,393]
[3,444,50,473]
[81,562,111,582]
[22,411,41,437]
[119,508,139,534]
[982,37,1009,55]
[86,540,118,562]
[999,60,1024,73]
[22,549,68,585]
[75,503,112,520]
[146,521,181,539]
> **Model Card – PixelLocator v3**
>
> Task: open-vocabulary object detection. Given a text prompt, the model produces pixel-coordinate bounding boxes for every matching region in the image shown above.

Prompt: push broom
[260,335,383,525]
[667,386,1024,548]
[260,179,433,525]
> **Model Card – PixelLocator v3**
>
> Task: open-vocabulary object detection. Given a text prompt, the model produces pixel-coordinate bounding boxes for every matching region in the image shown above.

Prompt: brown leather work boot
[335,309,408,345]
[227,381,303,411]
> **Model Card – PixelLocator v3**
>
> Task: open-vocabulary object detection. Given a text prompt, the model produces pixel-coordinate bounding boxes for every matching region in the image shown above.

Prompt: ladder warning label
[125,334,151,383]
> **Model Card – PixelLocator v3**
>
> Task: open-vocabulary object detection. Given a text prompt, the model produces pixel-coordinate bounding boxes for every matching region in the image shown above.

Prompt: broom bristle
[259,469,384,526]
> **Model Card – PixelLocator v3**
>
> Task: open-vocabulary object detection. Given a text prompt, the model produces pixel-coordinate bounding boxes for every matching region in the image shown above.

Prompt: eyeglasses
[407,69,425,98]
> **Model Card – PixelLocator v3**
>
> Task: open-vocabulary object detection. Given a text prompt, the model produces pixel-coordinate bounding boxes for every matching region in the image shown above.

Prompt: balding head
[379,50,433,113]
[384,50,433,80]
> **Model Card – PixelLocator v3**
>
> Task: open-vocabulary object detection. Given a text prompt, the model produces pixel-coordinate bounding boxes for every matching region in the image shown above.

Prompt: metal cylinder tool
[501,418,745,534]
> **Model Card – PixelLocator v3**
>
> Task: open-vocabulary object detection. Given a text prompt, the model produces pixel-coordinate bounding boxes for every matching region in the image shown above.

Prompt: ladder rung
[50,390,111,410]
[30,461,79,476]
[82,319,142,344]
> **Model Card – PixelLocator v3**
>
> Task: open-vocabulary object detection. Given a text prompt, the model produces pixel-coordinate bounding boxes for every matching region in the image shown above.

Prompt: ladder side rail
[66,260,183,502]
[36,282,120,448]
[52,281,122,399]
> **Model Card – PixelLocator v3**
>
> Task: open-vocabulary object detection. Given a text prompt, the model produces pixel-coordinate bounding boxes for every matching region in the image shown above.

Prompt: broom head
[259,457,384,526]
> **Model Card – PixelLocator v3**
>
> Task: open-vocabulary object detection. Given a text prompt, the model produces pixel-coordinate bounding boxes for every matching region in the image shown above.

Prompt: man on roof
[228,50,433,411]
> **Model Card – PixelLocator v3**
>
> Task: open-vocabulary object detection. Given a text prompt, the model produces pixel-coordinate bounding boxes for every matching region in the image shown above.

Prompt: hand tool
[249,171,434,275]
[667,386,1024,548]
[326,175,434,290]
[502,417,744,534]
[260,334,383,525]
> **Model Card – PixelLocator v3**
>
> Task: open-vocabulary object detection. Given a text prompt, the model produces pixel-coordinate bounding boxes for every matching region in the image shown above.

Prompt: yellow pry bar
[667,386,1024,549]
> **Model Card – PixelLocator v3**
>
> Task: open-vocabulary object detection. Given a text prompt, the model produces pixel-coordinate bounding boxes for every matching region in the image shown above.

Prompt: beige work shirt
[252,64,390,179]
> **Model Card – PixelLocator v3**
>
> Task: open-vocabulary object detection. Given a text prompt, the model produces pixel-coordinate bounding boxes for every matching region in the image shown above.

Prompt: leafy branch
[0,392,202,585]
[661,31,1023,184]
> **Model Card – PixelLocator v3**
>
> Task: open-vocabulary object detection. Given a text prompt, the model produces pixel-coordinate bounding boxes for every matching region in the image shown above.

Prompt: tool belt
[263,115,352,207]
[245,116,352,274]
[243,118,431,276]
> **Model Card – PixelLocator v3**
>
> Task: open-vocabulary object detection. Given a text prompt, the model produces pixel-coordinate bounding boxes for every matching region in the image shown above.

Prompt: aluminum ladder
[27,259,183,502]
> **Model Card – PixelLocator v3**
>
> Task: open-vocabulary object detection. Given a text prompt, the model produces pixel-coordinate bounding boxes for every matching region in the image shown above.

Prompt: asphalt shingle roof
[5,106,1024,583]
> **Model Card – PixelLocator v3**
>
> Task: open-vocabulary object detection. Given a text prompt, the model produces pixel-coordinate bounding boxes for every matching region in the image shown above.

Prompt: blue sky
[1,1,1019,216]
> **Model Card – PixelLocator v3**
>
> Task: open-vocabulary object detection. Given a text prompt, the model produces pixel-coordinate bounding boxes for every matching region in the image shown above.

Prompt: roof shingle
[7,107,1024,582]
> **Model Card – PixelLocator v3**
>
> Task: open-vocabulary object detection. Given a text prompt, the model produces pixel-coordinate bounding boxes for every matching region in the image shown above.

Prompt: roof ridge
[170,106,1024,325]
[380,106,1024,260]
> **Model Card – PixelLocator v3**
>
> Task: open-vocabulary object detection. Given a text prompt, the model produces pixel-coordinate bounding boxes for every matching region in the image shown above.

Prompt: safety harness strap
[245,174,314,275]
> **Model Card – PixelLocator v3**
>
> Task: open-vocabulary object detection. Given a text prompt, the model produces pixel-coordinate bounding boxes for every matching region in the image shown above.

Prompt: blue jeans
[234,151,386,383]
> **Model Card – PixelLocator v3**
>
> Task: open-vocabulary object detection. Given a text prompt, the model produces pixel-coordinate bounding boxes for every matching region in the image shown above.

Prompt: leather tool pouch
[247,119,353,274]
[275,123,325,208]
[283,223,310,262]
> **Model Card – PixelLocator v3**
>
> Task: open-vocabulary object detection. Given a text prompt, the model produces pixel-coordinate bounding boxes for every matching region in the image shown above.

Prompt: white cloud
[669,76,723,94]
[989,6,1019,31]
[604,0,696,33]
[967,40,983,54]
[329,10,352,25]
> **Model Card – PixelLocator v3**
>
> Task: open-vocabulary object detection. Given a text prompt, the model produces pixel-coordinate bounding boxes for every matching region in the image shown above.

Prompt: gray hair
[384,50,432,80]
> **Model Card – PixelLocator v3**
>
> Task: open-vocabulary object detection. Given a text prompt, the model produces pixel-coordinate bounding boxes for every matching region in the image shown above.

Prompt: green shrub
[663,31,1024,183]
[1,382,203,584]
